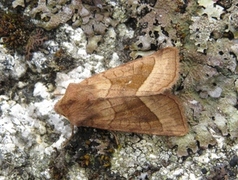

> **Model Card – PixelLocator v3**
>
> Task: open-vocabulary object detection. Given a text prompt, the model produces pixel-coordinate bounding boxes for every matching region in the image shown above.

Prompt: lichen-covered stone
[1,0,238,179]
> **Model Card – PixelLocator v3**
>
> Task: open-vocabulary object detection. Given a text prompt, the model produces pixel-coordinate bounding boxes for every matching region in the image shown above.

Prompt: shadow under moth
[54,47,188,136]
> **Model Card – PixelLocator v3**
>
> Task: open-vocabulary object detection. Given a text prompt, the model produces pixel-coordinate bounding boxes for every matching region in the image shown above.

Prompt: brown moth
[54,47,188,136]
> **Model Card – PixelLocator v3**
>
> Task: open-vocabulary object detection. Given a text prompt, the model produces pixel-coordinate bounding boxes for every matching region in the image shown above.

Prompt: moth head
[54,83,96,125]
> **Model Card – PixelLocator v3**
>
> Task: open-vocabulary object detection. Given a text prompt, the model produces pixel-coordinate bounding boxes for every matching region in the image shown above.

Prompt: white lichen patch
[198,0,224,19]
[12,0,25,8]
[67,164,87,180]
[111,135,172,178]
[189,16,226,52]
[0,95,70,178]
[0,46,27,79]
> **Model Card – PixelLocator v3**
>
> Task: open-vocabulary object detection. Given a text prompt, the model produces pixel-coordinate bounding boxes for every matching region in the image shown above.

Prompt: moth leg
[62,123,76,147]
[109,131,120,148]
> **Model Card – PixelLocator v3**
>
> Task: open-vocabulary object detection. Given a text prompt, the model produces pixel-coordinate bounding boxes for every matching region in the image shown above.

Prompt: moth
[54,47,188,136]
